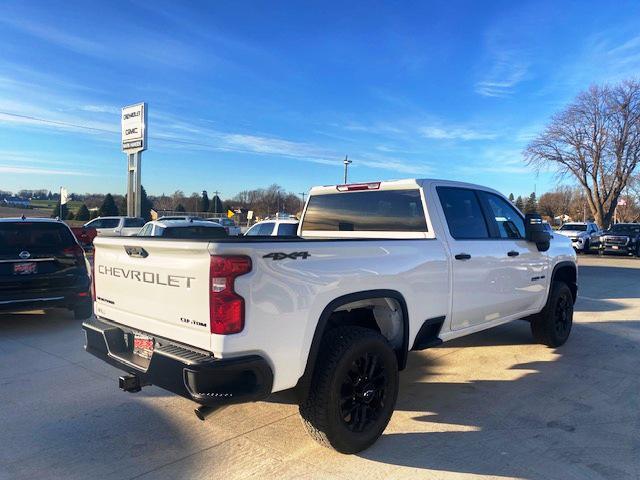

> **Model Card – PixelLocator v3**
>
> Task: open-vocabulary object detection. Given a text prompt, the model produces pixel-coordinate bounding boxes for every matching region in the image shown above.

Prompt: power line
[0,110,116,134]
[0,110,239,151]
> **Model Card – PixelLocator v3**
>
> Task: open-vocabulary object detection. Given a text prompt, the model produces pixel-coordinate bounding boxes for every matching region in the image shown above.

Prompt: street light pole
[343,155,352,184]
[299,192,307,211]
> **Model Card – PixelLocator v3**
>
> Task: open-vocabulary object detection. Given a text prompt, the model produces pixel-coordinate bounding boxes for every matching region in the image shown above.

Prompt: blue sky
[1,0,640,198]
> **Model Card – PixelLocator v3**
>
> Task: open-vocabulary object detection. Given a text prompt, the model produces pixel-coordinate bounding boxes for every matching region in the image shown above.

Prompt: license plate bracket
[133,333,154,360]
[13,262,37,275]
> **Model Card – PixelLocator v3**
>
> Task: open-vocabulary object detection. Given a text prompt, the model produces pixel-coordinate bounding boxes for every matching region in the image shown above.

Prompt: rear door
[0,222,86,298]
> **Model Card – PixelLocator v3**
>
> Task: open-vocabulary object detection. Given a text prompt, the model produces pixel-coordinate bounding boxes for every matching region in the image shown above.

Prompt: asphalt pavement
[1,255,639,479]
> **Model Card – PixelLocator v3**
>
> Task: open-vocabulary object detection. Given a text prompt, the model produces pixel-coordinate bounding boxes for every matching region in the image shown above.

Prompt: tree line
[50,184,303,223]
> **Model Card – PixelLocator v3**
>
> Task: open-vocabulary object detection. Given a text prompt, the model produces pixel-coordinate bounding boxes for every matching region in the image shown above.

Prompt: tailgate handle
[124,246,148,258]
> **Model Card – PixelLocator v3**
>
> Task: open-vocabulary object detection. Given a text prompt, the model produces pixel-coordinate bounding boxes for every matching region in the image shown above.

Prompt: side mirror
[525,213,551,252]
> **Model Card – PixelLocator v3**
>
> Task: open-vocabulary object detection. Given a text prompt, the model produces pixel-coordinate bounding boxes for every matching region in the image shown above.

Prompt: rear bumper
[82,317,273,406]
[0,285,91,312]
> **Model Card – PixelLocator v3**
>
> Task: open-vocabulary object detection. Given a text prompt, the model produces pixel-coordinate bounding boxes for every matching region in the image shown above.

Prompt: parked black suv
[598,223,640,256]
[0,218,92,318]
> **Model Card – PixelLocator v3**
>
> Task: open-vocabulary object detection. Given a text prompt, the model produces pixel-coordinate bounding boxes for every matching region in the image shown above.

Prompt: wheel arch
[296,289,409,398]
[551,261,578,303]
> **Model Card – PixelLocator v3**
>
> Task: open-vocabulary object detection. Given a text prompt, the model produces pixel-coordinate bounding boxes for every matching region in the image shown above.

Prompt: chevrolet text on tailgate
[84,178,577,453]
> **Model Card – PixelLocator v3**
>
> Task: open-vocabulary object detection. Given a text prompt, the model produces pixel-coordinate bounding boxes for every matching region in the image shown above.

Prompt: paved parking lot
[1,255,639,480]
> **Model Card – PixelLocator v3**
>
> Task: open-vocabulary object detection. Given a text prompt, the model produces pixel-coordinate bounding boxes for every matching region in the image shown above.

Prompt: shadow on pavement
[359,319,640,479]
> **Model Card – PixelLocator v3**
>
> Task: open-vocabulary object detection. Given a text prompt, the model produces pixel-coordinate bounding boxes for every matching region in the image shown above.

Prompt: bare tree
[537,186,574,221]
[525,80,640,228]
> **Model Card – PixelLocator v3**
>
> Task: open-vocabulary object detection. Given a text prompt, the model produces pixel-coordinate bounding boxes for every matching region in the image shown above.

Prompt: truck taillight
[209,255,252,335]
[91,255,96,301]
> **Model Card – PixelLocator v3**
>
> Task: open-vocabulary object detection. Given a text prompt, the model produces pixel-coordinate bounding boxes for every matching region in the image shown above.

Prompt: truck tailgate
[93,237,212,351]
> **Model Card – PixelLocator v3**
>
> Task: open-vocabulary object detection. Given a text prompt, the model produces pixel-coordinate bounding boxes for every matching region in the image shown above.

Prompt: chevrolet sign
[121,103,147,153]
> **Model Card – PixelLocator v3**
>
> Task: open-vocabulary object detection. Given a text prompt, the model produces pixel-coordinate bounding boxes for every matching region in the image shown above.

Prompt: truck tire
[299,326,399,454]
[530,281,573,347]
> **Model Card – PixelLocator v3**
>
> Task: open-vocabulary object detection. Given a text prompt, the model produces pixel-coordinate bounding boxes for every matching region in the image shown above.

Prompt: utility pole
[299,192,307,212]
[212,190,221,215]
[343,155,352,184]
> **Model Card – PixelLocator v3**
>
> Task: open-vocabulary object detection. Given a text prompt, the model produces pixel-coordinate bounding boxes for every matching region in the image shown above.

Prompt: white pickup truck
[83,216,146,237]
[83,178,577,453]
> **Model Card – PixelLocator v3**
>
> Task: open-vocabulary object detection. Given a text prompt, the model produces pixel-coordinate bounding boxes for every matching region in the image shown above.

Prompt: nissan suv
[0,218,92,319]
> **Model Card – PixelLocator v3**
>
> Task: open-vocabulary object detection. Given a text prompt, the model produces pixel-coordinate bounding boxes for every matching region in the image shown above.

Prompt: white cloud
[79,105,120,114]
[474,13,533,98]
[420,125,497,141]
[0,18,106,57]
[0,165,98,176]
[476,58,529,98]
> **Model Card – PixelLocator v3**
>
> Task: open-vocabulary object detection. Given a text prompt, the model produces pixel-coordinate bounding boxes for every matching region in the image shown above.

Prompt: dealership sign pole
[121,103,147,217]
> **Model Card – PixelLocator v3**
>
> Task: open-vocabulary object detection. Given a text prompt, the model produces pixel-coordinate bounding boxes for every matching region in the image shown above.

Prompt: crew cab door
[436,187,546,331]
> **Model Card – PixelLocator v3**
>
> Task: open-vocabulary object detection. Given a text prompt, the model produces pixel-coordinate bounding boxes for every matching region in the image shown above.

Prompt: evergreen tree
[525,192,538,213]
[200,191,210,213]
[66,210,75,220]
[210,195,223,214]
[140,185,153,221]
[508,193,515,203]
[99,193,119,217]
[90,209,99,220]
[76,204,90,221]
[175,203,186,212]
[514,196,524,212]
[51,203,61,218]
[117,196,126,216]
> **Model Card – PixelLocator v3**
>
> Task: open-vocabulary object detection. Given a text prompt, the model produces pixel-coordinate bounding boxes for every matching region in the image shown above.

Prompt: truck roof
[309,178,504,196]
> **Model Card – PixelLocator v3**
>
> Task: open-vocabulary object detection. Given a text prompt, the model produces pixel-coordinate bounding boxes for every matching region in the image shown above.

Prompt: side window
[87,219,102,229]
[101,219,120,229]
[277,223,298,236]
[258,222,275,235]
[138,224,153,236]
[124,218,145,228]
[436,187,489,239]
[246,222,274,236]
[484,193,525,239]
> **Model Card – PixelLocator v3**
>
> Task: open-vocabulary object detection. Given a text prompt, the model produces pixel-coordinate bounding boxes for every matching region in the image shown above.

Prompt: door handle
[507,250,520,257]
[454,253,471,260]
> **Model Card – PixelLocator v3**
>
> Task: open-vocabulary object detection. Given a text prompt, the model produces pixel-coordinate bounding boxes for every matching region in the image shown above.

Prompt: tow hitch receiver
[119,374,143,393]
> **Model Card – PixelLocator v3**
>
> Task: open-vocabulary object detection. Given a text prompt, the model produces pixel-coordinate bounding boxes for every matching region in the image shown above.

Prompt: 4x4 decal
[263,252,311,261]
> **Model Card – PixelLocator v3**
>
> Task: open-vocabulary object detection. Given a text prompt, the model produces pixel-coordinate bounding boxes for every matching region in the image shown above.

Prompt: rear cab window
[163,226,227,239]
[301,189,427,235]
